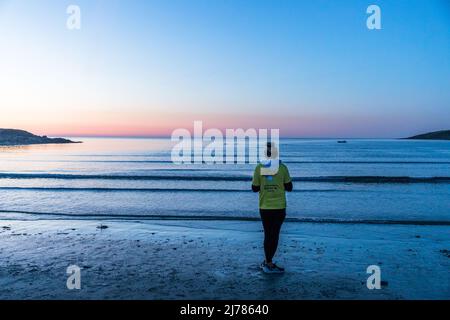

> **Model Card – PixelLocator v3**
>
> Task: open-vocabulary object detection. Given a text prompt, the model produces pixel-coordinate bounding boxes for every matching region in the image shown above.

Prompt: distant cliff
[0,129,80,146]
[406,130,450,141]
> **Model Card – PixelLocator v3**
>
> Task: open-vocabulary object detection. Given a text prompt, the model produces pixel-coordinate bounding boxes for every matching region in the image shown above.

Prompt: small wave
[299,176,450,183]
[0,173,449,183]
[0,209,449,226]
[0,187,348,193]
[9,159,450,165]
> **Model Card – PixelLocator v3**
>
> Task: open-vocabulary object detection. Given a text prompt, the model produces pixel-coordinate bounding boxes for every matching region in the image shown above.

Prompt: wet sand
[0,219,449,300]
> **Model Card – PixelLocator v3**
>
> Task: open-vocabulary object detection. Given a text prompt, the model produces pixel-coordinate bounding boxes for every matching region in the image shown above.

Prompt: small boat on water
[337,140,347,144]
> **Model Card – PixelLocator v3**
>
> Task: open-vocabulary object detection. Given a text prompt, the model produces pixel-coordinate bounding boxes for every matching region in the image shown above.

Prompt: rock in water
[0,128,80,146]
[405,130,450,141]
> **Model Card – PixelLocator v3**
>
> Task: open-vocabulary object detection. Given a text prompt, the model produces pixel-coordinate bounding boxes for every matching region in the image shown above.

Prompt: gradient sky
[0,0,449,138]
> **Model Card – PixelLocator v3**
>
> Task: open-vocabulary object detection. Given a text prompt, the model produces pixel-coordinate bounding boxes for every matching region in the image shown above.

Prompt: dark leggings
[260,209,286,263]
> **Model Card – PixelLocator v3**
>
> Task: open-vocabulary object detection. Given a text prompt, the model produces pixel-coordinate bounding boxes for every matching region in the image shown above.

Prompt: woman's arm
[284,181,293,192]
[283,164,293,192]
[252,165,261,192]
[252,185,260,192]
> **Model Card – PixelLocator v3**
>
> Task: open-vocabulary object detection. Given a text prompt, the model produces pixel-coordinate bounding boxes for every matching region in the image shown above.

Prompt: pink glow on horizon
[7,112,415,139]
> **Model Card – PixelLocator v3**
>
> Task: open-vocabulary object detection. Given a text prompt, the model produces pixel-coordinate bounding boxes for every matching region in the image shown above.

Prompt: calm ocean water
[0,138,449,224]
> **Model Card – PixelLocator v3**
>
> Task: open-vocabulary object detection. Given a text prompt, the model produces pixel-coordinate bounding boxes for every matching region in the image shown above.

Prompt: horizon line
[59,134,403,140]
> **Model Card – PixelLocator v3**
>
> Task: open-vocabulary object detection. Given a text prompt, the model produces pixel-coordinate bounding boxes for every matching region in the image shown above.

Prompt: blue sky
[0,0,449,137]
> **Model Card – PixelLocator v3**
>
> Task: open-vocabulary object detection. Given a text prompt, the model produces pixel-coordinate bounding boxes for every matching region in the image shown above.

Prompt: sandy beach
[0,218,448,300]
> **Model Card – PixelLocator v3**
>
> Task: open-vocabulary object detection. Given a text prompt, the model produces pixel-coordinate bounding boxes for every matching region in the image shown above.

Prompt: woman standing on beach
[252,142,293,273]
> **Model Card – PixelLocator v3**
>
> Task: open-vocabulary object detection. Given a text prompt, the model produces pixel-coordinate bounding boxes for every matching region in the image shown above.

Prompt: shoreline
[1,210,450,226]
[0,218,449,300]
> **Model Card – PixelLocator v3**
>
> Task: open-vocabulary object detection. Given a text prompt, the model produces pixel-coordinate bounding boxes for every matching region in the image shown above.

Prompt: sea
[0,138,449,225]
